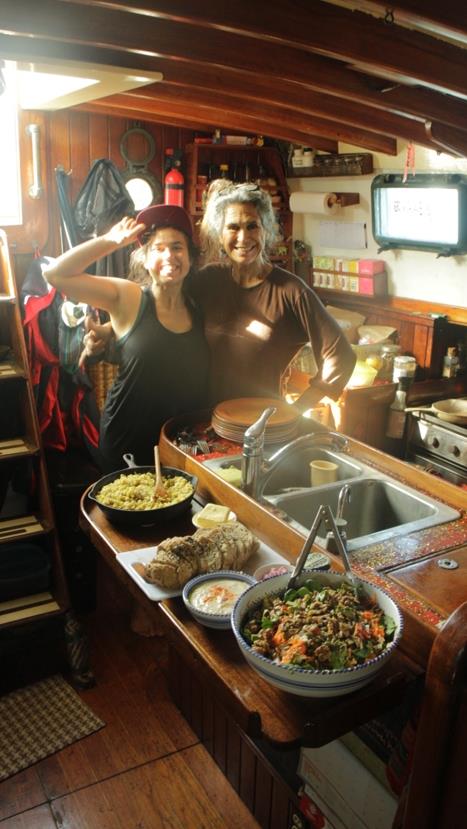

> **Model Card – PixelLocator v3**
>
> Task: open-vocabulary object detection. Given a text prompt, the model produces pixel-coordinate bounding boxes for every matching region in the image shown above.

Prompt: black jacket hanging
[73,158,135,277]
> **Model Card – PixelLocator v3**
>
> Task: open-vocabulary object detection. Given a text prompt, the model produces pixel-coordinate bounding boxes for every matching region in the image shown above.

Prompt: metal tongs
[287,503,355,590]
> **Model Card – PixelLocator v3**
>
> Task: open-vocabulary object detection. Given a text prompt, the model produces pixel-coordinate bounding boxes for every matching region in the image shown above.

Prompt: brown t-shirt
[189,264,355,406]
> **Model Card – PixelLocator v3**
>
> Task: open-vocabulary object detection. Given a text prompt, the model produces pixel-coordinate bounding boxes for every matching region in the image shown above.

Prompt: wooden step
[0,515,46,543]
[0,591,61,626]
[0,437,36,459]
[0,361,25,379]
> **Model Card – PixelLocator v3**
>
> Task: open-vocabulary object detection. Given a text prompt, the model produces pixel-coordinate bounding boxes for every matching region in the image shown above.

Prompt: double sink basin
[203,447,460,552]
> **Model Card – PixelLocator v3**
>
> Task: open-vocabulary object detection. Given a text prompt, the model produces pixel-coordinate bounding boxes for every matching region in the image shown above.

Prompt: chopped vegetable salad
[242,579,396,670]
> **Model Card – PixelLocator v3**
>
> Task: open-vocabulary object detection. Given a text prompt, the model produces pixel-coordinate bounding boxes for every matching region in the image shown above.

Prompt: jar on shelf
[302,147,315,167]
[379,344,401,381]
[393,355,417,384]
[292,148,304,169]
[442,346,459,378]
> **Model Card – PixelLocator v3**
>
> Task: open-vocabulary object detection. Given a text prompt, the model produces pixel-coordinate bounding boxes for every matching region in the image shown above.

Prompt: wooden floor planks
[0,565,260,828]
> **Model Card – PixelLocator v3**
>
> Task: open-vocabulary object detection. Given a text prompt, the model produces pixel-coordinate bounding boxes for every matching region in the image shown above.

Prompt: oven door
[406,450,467,487]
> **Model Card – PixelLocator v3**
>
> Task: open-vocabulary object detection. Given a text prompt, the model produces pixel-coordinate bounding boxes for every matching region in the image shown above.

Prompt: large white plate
[116,541,290,602]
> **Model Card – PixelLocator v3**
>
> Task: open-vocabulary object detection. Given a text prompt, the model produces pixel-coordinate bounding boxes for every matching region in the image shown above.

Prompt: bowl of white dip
[182,570,256,630]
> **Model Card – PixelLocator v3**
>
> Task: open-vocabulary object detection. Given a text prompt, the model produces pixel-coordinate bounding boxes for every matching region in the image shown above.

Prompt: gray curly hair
[200,180,279,265]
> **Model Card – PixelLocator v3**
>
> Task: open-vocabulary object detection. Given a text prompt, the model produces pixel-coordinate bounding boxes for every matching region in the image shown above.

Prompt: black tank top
[99,288,210,471]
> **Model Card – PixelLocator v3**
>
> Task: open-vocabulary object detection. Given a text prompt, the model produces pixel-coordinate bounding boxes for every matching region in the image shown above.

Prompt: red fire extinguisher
[164,158,184,207]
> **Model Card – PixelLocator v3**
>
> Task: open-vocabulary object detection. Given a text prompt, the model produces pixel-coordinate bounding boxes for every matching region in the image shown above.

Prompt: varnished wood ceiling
[1,0,467,156]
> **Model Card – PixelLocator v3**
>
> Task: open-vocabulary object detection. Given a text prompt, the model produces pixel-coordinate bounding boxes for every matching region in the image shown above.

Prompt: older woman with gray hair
[188,180,355,412]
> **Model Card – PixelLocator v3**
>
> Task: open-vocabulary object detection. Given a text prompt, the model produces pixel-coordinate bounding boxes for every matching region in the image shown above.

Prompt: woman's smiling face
[144,227,191,285]
[221,203,266,268]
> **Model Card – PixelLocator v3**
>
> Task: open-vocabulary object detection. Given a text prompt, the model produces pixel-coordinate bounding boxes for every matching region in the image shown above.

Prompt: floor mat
[0,673,105,781]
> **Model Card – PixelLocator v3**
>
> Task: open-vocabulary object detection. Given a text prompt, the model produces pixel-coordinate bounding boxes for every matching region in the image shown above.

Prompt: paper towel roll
[289,192,340,215]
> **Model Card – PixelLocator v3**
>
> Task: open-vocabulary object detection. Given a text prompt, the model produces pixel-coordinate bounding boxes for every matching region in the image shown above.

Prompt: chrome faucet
[241,406,276,498]
[337,483,352,521]
[241,407,349,500]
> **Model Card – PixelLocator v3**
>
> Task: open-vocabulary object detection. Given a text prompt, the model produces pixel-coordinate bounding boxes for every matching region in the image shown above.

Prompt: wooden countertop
[80,494,419,747]
[79,415,465,747]
[158,417,467,663]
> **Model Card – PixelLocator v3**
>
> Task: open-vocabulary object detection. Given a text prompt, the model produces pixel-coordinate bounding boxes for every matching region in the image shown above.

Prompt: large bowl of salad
[231,570,403,698]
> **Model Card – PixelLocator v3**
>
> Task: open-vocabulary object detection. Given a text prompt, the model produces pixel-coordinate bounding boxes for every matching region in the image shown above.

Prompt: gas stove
[406,411,467,486]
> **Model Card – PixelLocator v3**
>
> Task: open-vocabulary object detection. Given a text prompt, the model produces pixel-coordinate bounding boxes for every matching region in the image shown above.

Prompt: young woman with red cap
[45,205,210,472]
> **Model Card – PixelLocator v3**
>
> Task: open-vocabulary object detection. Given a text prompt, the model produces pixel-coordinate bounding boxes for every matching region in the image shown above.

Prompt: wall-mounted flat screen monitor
[371,174,467,255]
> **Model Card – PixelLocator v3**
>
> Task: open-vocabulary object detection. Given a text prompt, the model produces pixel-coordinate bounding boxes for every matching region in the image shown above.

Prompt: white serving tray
[116,540,290,602]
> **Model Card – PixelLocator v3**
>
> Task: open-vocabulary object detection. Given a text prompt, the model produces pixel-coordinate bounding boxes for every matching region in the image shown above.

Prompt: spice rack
[184,143,293,270]
[288,152,374,178]
[311,257,388,298]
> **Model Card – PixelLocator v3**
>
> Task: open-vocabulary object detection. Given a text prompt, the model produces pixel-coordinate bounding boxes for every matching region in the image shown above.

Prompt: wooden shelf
[287,152,373,178]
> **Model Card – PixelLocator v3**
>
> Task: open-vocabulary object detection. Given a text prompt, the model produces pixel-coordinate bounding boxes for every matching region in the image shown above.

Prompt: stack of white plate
[211,397,299,445]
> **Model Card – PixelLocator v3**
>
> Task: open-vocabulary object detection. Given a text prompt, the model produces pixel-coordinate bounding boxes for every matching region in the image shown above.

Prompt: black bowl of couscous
[88,457,197,527]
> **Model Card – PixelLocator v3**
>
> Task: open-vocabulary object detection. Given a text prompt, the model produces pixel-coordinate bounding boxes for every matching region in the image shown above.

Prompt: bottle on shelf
[164,155,184,207]
[219,163,230,179]
[386,374,413,444]
[442,346,459,379]
[385,382,408,440]
[244,154,251,182]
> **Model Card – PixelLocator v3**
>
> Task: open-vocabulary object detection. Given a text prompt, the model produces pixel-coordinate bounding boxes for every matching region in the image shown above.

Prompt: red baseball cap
[136,204,193,245]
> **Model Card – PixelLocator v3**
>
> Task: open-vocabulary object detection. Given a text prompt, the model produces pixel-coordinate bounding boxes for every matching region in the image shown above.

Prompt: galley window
[0,61,22,227]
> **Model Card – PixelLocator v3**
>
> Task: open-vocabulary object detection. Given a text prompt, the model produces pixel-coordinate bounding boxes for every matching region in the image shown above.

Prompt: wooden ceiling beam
[2,0,467,102]
[334,1,467,45]
[2,28,467,138]
[58,0,467,98]
[149,78,435,149]
[124,85,397,154]
[79,95,340,152]
[133,80,467,158]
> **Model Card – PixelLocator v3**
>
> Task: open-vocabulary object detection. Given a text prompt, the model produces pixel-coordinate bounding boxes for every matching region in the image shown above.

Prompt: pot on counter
[88,453,198,526]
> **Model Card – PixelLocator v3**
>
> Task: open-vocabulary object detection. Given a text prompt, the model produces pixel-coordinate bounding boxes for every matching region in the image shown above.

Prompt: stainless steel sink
[202,448,364,494]
[265,477,460,551]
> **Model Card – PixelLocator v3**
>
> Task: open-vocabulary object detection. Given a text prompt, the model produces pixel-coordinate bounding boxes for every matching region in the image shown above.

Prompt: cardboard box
[358,259,386,275]
[298,740,398,829]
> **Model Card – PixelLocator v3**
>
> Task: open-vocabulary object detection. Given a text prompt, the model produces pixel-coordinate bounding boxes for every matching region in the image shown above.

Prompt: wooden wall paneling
[226,716,242,793]
[202,683,215,756]
[239,736,257,813]
[88,113,112,165]
[412,322,431,373]
[167,648,183,711]
[47,110,73,255]
[190,671,204,738]
[213,702,228,774]
[69,110,92,203]
[254,759,273,829]
[108,115,129,169]
[270,779,292,829]
[179,655,193,726]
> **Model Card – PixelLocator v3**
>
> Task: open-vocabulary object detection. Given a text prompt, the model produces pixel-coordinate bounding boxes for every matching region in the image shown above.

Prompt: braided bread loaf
[144,522,259,590]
